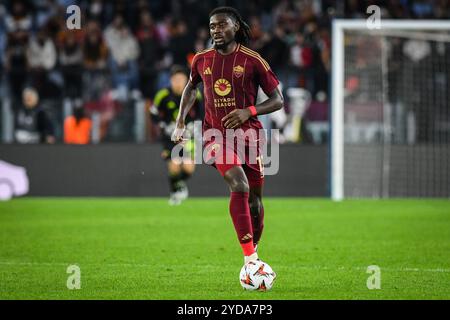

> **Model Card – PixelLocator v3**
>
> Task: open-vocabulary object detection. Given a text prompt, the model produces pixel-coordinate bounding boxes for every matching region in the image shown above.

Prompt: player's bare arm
[172,81,198,142]
[222,85,284,129]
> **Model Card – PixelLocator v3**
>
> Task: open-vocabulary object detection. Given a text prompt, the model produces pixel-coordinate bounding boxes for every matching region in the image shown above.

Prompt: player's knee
[182,163,195,174]
[224,167,249,193]
[228,177,249,193]
[233,179,249,193]
[168,160,182,172]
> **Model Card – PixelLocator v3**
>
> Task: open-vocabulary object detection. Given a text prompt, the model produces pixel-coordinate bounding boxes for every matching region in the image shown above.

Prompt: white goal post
[331,20,450,200]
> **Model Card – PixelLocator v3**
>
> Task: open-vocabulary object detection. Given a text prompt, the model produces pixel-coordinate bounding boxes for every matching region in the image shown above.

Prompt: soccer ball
[239,260,276,291]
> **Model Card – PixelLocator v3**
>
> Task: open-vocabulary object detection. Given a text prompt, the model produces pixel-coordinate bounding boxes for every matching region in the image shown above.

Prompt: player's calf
[224,166,257,261]
[249,195,264,247]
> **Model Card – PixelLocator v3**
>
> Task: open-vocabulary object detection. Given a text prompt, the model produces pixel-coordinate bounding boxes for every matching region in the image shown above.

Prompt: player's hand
[171,122,186,143]
[221,109,251,129]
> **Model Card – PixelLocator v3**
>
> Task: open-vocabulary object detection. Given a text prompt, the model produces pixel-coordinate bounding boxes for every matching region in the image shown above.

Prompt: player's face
[209,14,237,50]
[171,72,188,95]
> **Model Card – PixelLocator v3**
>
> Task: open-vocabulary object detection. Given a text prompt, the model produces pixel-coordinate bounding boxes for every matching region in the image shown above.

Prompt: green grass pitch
[0,198,449,299]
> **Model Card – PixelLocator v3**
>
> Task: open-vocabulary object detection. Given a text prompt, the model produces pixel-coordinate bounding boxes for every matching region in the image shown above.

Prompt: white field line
[0,261,449,273]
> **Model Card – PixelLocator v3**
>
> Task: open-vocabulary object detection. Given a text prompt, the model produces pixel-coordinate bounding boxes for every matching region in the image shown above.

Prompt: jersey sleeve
[189,54,202,86]
[150,89,169,122]
[254,55,279,96]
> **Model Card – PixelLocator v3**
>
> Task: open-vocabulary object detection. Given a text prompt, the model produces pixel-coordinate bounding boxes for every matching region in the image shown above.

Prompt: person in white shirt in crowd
[104,14,140,100]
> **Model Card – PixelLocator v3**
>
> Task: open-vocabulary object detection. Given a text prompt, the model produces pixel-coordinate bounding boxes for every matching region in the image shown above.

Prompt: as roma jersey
[189,44,279,134]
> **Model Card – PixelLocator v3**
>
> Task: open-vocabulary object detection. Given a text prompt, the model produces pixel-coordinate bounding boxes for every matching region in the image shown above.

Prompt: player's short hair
[209,6,251,46]
[170,65,188,77]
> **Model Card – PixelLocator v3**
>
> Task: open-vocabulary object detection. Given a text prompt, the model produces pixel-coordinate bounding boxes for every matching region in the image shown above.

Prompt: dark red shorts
[204,140,264,188]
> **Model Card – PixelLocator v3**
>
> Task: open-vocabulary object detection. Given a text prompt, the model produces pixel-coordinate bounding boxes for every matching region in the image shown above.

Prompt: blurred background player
[150,65,203,205]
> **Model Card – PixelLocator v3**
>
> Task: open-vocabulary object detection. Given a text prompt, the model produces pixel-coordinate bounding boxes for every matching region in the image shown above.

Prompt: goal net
[331,20,450,199]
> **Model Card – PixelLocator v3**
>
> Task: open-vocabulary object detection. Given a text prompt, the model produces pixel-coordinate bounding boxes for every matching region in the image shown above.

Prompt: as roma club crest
[214,78,232,96]
[233,65,244,78]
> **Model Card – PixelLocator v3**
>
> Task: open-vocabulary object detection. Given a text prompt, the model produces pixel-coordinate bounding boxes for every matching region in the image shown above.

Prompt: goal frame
[331,19,450,201]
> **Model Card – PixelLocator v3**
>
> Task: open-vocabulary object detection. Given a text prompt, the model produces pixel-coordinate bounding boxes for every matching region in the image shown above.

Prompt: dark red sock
[229,192,255,255]
[251,204,264,246]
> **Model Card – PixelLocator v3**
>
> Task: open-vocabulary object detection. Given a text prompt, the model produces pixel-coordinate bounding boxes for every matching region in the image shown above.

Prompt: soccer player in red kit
[172,7,284,264]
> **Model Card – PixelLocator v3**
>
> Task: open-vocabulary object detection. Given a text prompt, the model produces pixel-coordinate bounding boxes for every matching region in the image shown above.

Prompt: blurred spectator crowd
[0,0,448,144]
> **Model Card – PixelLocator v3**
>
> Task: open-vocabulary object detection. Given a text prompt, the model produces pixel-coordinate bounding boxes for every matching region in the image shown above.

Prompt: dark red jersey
[189,44,279,134]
